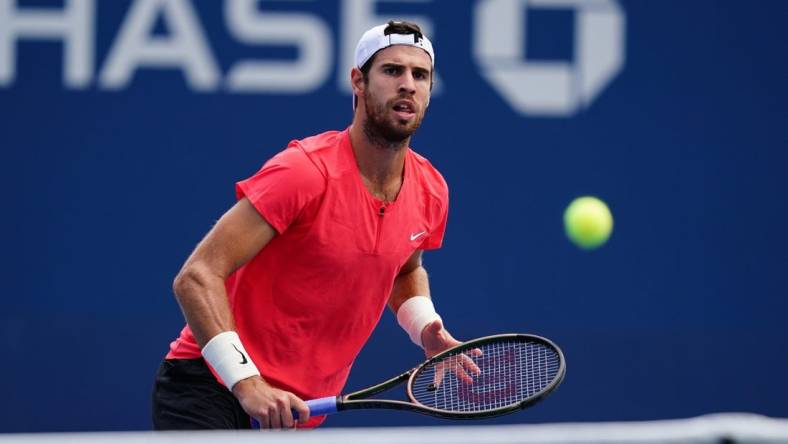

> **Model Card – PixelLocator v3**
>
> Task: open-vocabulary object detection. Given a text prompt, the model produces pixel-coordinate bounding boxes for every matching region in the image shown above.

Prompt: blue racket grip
[302,396,339,417]
[250,396,338,428]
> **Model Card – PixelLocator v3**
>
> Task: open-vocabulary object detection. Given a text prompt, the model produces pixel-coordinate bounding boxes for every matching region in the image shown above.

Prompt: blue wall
[1,0,787,432]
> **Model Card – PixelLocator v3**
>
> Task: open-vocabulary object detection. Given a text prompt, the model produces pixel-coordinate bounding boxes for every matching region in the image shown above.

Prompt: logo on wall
[474,0,626,116]
[0,0,625,118]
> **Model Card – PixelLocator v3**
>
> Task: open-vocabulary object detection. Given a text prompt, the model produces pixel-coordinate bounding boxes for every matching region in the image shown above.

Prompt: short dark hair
[360,20,428,79]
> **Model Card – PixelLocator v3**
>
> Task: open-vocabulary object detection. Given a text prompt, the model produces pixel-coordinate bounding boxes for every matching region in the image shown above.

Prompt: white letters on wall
[99,0,219,91]
[0,0,94,88]
[1,0,625,117]
[225,0,332,93]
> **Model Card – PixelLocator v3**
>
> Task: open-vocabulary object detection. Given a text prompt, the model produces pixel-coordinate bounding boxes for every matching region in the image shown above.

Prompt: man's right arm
[173,197,273,345]
[172,197,310,428]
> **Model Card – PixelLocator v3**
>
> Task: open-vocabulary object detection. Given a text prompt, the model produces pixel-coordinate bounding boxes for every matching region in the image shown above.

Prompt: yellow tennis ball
[563,196,613,250]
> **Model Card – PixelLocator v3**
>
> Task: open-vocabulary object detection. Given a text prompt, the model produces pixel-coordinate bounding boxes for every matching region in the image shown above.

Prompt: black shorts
[151,358,252,430]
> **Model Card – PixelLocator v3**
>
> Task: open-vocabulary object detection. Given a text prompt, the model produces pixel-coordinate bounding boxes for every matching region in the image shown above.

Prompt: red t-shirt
[166,129,448,427]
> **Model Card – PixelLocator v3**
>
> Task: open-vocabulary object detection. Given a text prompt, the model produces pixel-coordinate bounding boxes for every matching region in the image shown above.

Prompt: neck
[349,121,407,202]
[361,119,409,152]
[350,119,410,187]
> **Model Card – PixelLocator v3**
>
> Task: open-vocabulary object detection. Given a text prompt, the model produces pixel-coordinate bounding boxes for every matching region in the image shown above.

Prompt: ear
[350,67,366,101]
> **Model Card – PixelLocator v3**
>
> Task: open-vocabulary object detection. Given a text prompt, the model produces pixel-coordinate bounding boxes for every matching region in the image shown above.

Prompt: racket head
[406,333,566,419]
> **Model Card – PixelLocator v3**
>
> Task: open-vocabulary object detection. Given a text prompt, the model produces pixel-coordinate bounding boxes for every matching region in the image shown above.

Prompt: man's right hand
[232,376,311,429]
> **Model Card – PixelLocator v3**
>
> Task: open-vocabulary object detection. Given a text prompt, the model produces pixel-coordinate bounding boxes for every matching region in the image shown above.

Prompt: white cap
[354,22,435,69]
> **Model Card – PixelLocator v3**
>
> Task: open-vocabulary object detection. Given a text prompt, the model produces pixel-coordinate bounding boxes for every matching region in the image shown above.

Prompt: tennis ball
[563,196,613,250]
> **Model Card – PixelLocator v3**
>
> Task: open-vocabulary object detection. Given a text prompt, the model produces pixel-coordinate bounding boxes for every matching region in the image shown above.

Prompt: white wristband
[396,296,442,348]
[201,331,260,390]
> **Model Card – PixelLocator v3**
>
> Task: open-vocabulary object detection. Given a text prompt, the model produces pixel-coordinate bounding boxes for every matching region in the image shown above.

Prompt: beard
[362,89,425,150]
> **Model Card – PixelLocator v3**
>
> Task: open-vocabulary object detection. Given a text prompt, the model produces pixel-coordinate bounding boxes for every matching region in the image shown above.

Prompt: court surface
[1,413,787,444]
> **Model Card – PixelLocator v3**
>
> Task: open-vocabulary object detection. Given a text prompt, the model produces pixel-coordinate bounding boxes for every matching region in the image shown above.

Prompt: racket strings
[410,339,561,413]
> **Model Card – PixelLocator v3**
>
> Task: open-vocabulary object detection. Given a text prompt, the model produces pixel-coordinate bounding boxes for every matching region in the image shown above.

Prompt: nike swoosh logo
[410,231,427,241]
[232,344,248,365]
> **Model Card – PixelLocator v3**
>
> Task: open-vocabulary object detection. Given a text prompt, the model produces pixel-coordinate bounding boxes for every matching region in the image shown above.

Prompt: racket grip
[250,396,338,428]
[301,396,339,418]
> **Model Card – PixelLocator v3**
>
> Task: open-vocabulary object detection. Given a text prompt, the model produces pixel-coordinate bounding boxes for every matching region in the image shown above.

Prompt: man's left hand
[421,319,481,386]
[421,318,461,358]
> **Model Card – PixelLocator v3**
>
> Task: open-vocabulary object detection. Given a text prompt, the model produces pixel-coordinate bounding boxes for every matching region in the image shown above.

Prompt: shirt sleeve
[420,175,449,250]
[235,145,325,234]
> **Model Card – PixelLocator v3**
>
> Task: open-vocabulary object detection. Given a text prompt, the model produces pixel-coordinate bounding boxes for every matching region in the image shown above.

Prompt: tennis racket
[281,333,566,421]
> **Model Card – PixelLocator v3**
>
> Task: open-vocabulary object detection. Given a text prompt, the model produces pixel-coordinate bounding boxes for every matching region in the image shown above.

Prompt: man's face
[360,45,433,144]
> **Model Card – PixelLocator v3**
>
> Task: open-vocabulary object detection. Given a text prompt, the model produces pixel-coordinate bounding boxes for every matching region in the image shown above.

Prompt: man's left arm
[387,250,462,358]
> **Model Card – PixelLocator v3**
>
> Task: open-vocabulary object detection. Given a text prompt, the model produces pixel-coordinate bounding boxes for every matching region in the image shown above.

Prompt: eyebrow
[379,62,432,76]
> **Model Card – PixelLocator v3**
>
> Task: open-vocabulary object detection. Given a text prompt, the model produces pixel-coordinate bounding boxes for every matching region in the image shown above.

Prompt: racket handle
[301,396,339,417]
[250,396,338,428]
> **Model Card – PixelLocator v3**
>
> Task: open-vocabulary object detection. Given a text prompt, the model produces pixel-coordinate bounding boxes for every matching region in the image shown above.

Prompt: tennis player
[152,20,462,430]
